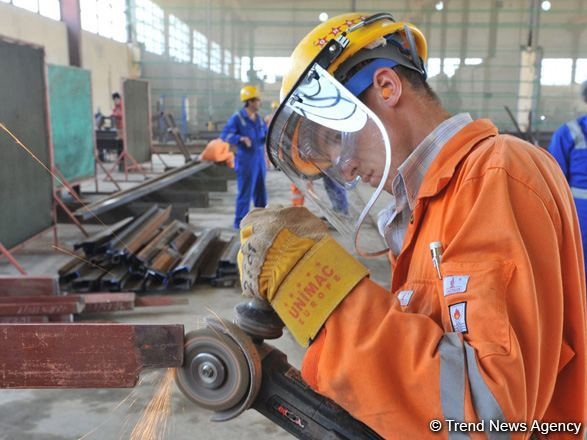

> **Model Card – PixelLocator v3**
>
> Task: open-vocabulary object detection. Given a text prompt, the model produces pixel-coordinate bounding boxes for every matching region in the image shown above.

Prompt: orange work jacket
[302,119,587,439]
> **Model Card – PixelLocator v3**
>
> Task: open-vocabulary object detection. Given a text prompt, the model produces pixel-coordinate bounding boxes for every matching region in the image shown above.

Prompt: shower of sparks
[130,369,175,440]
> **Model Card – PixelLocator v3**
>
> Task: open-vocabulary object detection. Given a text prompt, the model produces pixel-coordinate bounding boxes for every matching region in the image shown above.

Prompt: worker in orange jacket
[237,12,586,439]
[198,138,235,168]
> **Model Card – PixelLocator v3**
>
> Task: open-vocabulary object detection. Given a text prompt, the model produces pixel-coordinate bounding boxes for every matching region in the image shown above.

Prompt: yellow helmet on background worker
[280,12,428,100]
[240,85,260,102]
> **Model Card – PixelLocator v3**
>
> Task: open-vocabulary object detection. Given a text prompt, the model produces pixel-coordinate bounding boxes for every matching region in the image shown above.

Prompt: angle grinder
[175,298,383,439]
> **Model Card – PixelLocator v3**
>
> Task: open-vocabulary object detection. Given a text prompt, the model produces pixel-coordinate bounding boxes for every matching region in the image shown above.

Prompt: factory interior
[0,0,586,439]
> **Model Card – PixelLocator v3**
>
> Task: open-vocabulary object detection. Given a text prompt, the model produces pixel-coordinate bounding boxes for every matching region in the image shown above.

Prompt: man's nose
[338,157,360,182]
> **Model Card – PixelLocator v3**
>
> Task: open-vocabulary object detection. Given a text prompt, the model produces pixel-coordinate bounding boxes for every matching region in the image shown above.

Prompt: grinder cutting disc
[175,328,250,411]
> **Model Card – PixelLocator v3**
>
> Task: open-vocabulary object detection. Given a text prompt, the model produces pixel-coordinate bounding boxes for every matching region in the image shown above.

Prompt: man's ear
[373,67,402,106]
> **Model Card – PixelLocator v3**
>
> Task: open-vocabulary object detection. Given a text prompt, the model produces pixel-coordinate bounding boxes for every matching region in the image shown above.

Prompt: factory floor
[0,157,391,440]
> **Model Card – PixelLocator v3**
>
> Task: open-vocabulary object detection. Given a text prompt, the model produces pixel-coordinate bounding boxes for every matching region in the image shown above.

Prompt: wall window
[2,0,60,20]
[192,30,208,68]
[80,0,126,42]
[575,59,587,84]
[233,56,241,80]
[541,58,572,86]
[426,57,483,79]
[240,56,290,84]
[135,0,165,55]
[168,14,190,62]
[223,49,231,76]
[210,41,222,74]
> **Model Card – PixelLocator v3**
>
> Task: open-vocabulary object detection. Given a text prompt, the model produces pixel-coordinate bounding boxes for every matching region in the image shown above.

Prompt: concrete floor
[0,158,391,440]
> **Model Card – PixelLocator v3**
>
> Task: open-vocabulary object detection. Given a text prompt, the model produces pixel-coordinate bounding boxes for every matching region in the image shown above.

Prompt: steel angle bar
[0,323,184,388]
[197,237,227,281]
[169,228,197,254]
[171,228,221,276]
[73,216,135,256]
[74,161,212,220]
[219,234,240,267]
[57,249,87,281]
[135,219,185,264]
[109,204,159,253]
[70,264,111,292]
[99,264,131,291]
[146,248,182,280]
[121,206,172,257]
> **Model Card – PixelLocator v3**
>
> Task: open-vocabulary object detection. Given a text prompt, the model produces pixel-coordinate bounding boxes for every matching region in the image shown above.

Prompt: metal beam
[0,323,184,388]
[74,161,212,221]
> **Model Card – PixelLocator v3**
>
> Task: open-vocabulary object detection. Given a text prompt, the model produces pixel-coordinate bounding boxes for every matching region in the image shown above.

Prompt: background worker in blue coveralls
[548,80,587,268]
[221,85,268,229]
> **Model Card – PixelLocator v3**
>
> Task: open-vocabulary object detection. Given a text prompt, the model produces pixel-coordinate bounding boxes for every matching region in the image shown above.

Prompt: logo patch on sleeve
[397,290,414,306]
[449,302,468,333]
[443,275,470,296]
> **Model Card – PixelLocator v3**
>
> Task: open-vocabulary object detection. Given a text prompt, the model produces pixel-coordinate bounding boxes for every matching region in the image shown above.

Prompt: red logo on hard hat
[312,17,364,47]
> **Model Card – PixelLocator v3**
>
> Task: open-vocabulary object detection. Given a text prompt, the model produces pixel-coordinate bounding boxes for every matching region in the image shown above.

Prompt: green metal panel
[47,64,95,184]
[0,38,53,249]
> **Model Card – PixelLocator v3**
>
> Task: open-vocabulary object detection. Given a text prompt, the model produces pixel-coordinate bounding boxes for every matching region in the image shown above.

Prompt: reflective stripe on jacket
[302,119,587,439]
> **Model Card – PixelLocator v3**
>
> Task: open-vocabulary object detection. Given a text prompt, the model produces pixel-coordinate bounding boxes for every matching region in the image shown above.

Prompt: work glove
[237,206,369,347]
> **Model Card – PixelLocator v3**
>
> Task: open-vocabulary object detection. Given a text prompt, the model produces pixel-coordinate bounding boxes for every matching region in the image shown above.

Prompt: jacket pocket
[437,260,515,358]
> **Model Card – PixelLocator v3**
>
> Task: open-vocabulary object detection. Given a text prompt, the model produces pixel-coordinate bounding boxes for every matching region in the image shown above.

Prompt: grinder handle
[252,349,383,440]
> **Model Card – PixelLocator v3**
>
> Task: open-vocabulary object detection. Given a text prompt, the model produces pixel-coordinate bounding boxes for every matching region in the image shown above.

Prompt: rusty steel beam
[134,296,189,307]
[0,316,49,323]
[169,228,197,254]
[80,292,136,313]
[147,248,182,280]
[0,275,60,296]
[74,161,211,220]
[135,219,184,264]
[172,228,220,276]
[0,295,84,316]
[0,323,184,388]
[117,206,171,258]
[73,216,134,256]
[109,204,159,255]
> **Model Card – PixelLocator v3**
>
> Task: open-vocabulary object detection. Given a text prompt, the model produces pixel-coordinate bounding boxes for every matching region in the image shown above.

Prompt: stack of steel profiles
[58,205,238,293]
[0,276,184,321]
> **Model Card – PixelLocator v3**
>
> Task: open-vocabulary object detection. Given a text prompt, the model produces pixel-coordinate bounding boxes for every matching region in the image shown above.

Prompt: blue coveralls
[221,107,268,229]
[548,114,587,266]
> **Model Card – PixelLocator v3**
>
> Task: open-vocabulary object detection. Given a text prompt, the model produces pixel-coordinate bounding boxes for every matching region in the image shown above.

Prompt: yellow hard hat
[240,85,260,102]
[280,12,428,99]
[271,100,279,110]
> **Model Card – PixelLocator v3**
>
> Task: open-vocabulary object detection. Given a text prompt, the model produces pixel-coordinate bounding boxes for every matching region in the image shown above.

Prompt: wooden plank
[0,323,184,388]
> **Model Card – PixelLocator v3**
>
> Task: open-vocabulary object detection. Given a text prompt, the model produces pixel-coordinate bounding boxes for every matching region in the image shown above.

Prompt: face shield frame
[266,13,425,257]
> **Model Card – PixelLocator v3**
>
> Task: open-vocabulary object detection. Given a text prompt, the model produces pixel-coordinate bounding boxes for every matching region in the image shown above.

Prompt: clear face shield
[267,64,393,257]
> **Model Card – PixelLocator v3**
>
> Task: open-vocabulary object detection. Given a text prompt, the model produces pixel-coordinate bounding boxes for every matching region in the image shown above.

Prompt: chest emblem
[443,275,470,296]
[449,302,468,333]
[397,290,414,307]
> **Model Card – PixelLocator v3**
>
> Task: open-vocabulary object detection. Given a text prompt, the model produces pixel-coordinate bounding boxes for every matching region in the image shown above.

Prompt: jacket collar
[417,119,499,199]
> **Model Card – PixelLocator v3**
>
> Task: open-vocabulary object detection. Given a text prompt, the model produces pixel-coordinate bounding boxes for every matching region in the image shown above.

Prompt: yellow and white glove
[237,206,369,347]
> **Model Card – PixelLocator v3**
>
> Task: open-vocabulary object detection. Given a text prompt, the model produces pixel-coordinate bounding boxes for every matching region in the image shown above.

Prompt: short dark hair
[112,92,121,100]
[393,66,440,102]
